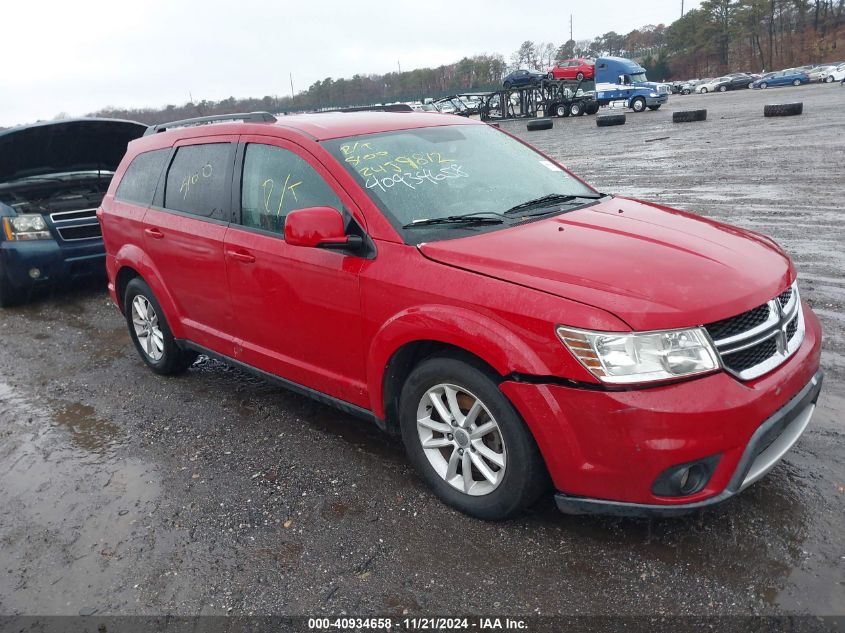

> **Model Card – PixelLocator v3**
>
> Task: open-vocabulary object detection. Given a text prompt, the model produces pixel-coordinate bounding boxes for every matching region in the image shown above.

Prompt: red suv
[547,58,595,81]
[99,111,822,520]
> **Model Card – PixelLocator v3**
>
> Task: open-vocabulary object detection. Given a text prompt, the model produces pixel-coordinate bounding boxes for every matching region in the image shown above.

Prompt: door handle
[227,249,256,264]
[145,228,164,239]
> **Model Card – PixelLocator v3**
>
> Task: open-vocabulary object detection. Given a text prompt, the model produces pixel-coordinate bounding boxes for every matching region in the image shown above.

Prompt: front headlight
[557,326,719,385]
[2,214,52,241]
[649,92,659,97]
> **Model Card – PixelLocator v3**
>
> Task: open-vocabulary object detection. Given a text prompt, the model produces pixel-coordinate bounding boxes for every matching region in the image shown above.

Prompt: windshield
[629,72,649,83]
[323,124,598,243]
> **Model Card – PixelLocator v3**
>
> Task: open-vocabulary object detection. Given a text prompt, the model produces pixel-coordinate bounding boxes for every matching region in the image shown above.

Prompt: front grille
[56,223,101,241]
[722,338,778,373]
[786,315,798,340]
[49,208,101,242]
[706,282,804,381]
[705,304,770,340]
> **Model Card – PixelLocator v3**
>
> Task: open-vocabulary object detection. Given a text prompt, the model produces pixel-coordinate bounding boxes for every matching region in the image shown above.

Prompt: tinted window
[164,144,232,220]
[115,149,169,205]
[240,144,341,235]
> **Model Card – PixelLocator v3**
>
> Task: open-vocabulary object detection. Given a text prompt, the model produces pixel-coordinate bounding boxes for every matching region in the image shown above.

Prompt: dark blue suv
[0,118,145,306]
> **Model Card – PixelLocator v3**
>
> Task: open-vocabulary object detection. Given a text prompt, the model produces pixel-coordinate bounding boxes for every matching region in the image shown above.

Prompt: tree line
[86,0,844,124]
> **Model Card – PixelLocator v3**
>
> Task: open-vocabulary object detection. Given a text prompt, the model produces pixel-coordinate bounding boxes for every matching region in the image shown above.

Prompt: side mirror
[284,206,362,250]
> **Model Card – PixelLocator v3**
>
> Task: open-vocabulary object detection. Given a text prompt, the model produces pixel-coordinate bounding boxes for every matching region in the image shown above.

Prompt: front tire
[631,97,646,112]
[700,87,708,93]
[793,79,801,86]
[124,278,196,375]
[576,72,584,80]
[399,357,547,520]
[760,82,768,89]
[503,81,512,90]
[825,76,833,83]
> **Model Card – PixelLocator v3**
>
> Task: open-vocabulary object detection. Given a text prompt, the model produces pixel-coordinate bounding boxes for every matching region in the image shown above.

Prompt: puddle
[51,401,123,453]
[0,380,164,614]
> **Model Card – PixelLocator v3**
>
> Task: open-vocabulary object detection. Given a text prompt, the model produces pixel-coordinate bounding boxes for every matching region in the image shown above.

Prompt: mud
[1,84,843,617]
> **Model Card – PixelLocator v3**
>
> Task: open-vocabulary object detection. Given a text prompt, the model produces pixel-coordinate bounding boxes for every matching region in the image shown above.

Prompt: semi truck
[593,56,670,112]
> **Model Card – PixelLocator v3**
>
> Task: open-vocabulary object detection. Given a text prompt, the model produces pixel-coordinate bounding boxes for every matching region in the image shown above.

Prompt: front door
[224,136,369,408]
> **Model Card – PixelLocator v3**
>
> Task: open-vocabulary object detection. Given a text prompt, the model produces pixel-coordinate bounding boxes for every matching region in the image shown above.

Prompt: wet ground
[1,84,844,618]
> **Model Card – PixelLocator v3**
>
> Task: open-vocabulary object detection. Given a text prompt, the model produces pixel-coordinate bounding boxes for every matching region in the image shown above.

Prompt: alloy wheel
[415,383,507,496]
[131,295,164,361]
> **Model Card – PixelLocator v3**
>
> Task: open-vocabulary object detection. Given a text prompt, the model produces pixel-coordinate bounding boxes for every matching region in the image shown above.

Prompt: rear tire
[555,103,570,117]
[569,102,583,116]
[701,87,708,93]
[124,278,196,375]
[399,357,547,520]
[760,82,768,89]
[793,79,801,86]
[825,76,833,83]
[576,72,584,81]
[503,81,512,90]
[719,85,727,92]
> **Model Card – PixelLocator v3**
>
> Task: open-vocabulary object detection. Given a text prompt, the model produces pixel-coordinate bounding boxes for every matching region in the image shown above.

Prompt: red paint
[547,58,596,81]
[100,112,822,510]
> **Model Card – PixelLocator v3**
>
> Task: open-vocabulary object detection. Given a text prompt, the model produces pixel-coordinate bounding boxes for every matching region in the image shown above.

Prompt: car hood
[0,118,146,183]
[418,197,794,331]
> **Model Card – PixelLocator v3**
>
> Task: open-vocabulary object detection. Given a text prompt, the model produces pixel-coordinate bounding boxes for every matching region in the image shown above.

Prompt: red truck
[98,111,822,519]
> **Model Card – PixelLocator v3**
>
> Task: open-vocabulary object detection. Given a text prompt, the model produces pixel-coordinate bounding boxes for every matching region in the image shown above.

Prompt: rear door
[224,136,369,407]
[142,136,237,355]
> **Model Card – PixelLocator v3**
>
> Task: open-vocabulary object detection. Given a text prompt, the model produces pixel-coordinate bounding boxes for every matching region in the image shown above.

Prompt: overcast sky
[0,0,699,127]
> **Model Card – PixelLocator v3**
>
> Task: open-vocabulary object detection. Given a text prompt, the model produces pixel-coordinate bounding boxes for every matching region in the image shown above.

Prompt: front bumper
[499,302,823,514]
[645,94,669,106]
[554,369,822,516]
[0,238,105,289]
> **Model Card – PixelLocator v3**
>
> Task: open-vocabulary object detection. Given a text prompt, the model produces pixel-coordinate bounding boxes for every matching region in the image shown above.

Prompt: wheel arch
[112,244,185,338]
[368,306,551,428]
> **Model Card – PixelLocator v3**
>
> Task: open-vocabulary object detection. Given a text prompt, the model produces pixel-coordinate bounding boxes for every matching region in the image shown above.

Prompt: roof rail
[328,104,414,114]
[143,112,277,136]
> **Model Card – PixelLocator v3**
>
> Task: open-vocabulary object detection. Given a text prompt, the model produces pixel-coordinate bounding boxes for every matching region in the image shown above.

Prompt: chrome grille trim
[49,208,98,223]
[708,282,804,381]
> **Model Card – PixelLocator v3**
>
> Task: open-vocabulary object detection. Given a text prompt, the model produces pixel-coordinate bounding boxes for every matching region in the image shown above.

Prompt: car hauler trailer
[478,79,599,122]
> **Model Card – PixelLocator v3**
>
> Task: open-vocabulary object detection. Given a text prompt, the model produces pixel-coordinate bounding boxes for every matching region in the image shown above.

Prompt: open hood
[418,197,795,331]
[0,118,146,183]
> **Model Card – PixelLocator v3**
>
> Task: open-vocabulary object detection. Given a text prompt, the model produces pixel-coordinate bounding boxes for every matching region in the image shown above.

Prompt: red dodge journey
[98,111,823,519]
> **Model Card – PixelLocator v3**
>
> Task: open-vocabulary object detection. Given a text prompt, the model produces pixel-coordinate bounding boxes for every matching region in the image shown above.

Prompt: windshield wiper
[403,212,505,229]
[503,193,603,216]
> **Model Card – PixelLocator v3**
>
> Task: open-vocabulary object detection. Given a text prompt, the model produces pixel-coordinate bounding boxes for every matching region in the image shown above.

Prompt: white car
[696,77,729,93]
[808,65,836,81]
[823,64,845,82]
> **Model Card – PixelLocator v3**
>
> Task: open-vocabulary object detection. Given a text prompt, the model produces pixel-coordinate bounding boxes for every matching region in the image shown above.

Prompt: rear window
[115,149,169,206]
[164,143,232,220]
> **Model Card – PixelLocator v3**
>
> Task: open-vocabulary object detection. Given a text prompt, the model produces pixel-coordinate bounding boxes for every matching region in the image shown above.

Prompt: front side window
[163,143,232,220]
[240,143,341,235]
[115,149,169,206]
[324,124,598,244]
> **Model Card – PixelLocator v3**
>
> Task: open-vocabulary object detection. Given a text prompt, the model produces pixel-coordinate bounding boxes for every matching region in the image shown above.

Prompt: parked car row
[675,61,845,94]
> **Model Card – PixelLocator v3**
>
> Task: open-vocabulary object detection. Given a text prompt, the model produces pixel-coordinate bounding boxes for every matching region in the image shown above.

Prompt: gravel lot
[1,83,843,618]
